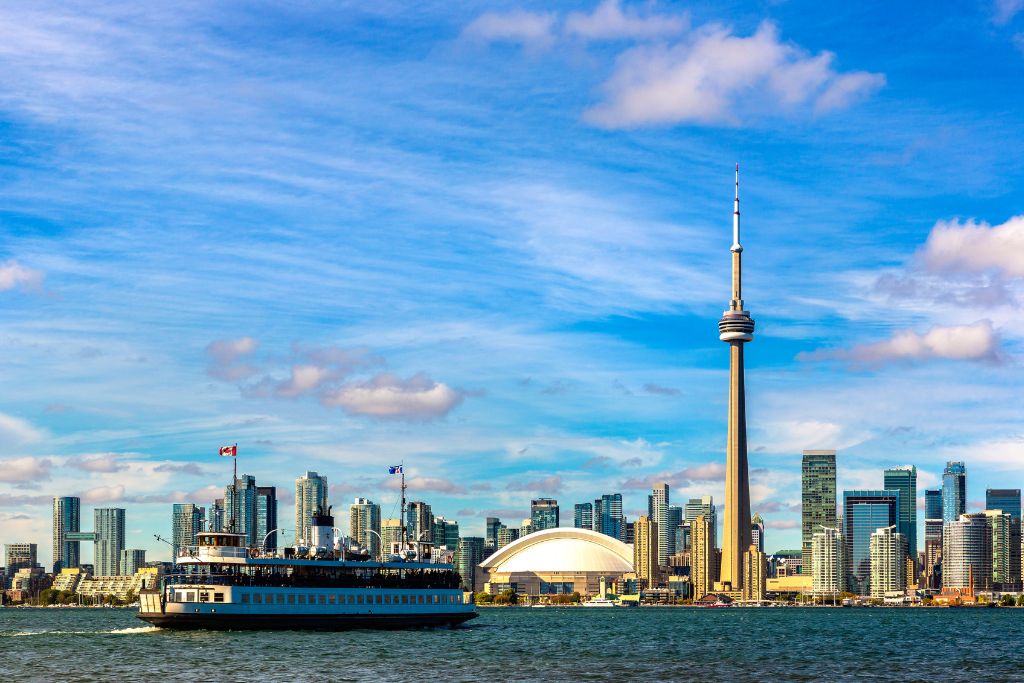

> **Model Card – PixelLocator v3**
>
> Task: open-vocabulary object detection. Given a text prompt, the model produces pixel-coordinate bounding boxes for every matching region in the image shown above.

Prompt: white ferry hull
[138,610,477,630]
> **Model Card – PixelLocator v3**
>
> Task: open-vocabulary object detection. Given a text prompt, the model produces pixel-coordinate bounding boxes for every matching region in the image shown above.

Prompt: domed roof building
[477,527,635,597]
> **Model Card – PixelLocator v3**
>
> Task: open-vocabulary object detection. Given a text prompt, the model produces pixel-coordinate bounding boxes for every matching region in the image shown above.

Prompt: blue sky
[1,1,1023,566]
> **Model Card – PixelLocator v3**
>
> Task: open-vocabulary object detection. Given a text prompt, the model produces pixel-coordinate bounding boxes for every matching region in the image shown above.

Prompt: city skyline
[2,1,1024,565]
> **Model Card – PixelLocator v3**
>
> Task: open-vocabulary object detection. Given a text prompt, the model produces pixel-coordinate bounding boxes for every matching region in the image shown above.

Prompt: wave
[2,626,161,637]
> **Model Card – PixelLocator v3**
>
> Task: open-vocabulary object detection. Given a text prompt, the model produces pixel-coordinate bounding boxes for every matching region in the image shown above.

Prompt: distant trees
[1000,594,1016,607]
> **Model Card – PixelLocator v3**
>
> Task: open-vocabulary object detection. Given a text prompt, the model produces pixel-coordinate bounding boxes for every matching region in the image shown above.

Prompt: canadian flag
[219,445,237,457]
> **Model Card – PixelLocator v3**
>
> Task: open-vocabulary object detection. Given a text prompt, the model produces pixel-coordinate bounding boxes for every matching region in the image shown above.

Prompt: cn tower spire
[732,163,741,254]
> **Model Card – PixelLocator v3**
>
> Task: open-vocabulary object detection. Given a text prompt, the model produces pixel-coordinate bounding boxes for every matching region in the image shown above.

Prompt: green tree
[1017,594,1024,607]
[493,589,517,606]
[1000,594,1015,607]
[474,591,494,604]
[37,588,57,606]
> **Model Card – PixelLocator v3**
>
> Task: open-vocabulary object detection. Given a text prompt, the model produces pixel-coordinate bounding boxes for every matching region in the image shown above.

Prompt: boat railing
[163,570,463,590]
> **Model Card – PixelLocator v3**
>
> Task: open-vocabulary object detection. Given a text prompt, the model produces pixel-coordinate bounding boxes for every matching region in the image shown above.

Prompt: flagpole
[400,463,407,550]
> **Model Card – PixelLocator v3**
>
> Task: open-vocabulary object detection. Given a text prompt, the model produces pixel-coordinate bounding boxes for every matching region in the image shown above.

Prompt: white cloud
[921,215,1024,278]
[80,484,125,504]
[276,364,333,398]
[753,419,869,454]
[0,260,44,292]
[800,320,1003,366]
[0,456,53,483]
[66,453,127,473]
[565,0,686,41]
[321,372,464,420]
[462,10,557,47]
[206,336,260,381]
[584,21,884,127]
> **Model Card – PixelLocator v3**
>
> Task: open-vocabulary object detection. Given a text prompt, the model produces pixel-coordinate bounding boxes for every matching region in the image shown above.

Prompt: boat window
[357,595,364,605]
[288,594,296,604]
[329,594,336,605]
[348,595,355,605]
[186,591,196,603]
[375,595,382,604]
[401,595,409,605]
[214,593,224,603]
[199,591,209,603]
[417,595,424,605]
[298,595,306,605]
[240,594,250,604]
[276,594,284,604]
[318,595,326,605]
[384,595,392,604]
[432,595,439,604]
[253,594,263,604]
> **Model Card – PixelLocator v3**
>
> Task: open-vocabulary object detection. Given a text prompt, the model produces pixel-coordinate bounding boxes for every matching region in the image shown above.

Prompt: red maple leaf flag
[219,445,237,457]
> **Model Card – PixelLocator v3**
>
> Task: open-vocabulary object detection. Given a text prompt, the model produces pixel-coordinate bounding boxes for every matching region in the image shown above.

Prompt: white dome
[480,527,634,574]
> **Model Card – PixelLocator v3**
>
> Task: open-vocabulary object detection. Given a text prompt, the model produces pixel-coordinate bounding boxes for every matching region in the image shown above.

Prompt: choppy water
[3,606,1023,681]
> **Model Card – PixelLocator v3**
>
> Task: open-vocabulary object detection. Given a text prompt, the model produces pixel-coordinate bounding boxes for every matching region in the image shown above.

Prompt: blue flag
[388,465,403,474]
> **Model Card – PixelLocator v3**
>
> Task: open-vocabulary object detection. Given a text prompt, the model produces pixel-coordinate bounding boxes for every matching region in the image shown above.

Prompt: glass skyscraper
[573,503,592,530]
[94,507,126,576]
[923,488,943,586]
[986,489,1021,521]
[843,490,899,595]
[52,496,81,572]
[256,486,277,551]
[456,536,485,592]
[226,474,259,545]
[432,517,460,549]
[406,501,433,543]
[171,503,205,564]
[350,497,382,559]
[883,466,917,568]
[942,461,966,524]
[667,505,684,554]
[531,498,559,531]
[485,517,502,549]
[802,450,837,577]
[986,488,1021,589]
[593,493,624,541]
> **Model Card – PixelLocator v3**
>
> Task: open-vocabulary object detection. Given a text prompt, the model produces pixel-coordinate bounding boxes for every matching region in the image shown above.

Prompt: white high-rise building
[350,498,382,559]
[811,526,844,598]
[943,513,992,592]
[650,483,670,566]
[869,525,906,598]
[295,471,329,545]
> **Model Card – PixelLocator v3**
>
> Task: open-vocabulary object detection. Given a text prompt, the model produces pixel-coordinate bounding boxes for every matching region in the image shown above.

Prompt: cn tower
[717,164,755,592]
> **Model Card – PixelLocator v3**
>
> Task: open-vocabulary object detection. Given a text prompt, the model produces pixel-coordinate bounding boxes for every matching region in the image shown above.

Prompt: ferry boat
[138,508,477,630]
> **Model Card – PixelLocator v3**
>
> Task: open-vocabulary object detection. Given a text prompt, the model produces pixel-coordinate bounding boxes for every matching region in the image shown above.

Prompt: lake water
[2,606,1022,681]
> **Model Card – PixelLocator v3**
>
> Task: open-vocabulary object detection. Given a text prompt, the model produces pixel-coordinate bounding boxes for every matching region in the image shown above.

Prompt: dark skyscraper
[52,496,81,573]
[987,488,1022,589]
[883,466,917,568]
[594,493,624,540]
[531,498,559,531]
[485,517,502,549]
[574,503,593,530]
[843,490,899,595]
[923,488,943,588]
[256,486,278,551]
[802,450,837,577]
[942,461,966,524]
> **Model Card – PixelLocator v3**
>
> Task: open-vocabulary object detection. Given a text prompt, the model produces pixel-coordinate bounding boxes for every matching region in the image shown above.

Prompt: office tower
[4,543,37,577]
[942,461,966,524]
[691,514,714,600]
[742,545,766,602]
[406,501,433,544]
[650,483,670,566]
[52,496,81,572]
[456,537,485,592]
[923,488,943,587]
[256,486,277,552]
[684,496,716,549]
[802,450,837,578]
[634,515,658,587]
[812,527,844,598]
[120,549,146,575]
[843,490,899,595]
[574,503,593,530]
[295,472,329,545]
[667,506,683,554]
[210,498,225,532]
[226,474,258,544]
[624,519,634,545]
[531,498,559,531]
[350,498,382,559]
[94,508,126,576]
[717,166,755,592]
[751,513,765,554]
[984,509,1012,588]
[382,518,403,554]
[869,526,906,598]
[986,489,1021,589]
[497,526,519,549]
[485,517,502,549]
[594,493,624,540]
[433,517,460,550]
[883,466,916,570]
[171,503,206,563]
[943,513,992,592]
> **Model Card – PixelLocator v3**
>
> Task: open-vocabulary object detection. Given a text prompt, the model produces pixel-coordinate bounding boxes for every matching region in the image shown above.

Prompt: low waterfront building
[477,527,634,598]
[77,567,162,602]
[52,567,86,593]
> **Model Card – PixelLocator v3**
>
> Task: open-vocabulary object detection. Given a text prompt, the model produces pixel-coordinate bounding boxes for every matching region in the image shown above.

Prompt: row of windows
[238,592,460,606]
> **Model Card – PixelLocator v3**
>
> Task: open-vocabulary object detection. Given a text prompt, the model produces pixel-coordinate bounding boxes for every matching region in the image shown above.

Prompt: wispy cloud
[321,373,465,421]
[462,10,557,47]
[0,260,44,292]
[993,0,1024,25]
[0,456,53,483]
[565,0,687,41]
